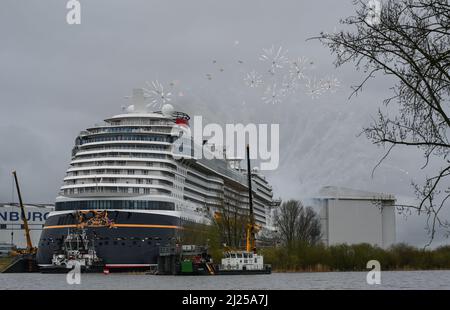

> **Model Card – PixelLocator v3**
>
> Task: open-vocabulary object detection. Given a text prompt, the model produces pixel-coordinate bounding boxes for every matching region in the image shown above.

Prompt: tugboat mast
[246,145,256,253]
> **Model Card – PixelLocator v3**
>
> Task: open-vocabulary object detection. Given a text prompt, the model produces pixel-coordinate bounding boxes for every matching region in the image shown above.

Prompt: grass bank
[0,256,14,272]
[260,243,450,272]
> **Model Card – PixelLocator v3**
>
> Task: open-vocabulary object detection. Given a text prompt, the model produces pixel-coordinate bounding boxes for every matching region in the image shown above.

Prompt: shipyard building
[0,203,54,250]
[315,186,396,249]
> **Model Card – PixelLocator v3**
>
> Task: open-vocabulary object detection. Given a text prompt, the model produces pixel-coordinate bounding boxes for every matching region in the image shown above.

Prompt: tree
[207,200,248,249]
[275,200,322,246]
[317,0,450,245]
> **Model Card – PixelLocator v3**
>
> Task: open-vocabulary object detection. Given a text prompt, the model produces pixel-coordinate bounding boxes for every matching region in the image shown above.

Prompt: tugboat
[41,228,103,273]
[217,250,271,274]
[40,211,113,273]
[46,228,103,273]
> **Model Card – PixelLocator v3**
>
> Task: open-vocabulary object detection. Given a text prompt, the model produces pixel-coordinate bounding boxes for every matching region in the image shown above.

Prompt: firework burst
[281,74,298,96]
[143,80,172,109]
[289,57,310,81]
[320,75,341,93]
[244,70,263,88]
[262,84,285,105]
[304,77,324,99]
[260,45,289,75]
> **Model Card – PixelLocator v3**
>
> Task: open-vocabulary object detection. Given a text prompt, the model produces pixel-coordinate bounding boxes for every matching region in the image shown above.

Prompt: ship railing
[83,128,173,136]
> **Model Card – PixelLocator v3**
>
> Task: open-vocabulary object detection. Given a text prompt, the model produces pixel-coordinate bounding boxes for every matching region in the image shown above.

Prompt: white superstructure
[56,89,278,228]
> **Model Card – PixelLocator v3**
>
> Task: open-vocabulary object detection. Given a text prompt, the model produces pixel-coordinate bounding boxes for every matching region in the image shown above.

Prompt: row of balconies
[61,186,171,197]
[77,145,169,154]
[185,177,223,191]
[84,127,173,136]
[78,140,172,149]
[65,165,178,176]
[71,155,170,165]
[81,134,171,145]
[184,185,224,200]
[70,158,173,169]
[66,167,175,178]
[104,119,173,127]
[74,151,172,161]
[186,169,224,185]
[63,177,173,187]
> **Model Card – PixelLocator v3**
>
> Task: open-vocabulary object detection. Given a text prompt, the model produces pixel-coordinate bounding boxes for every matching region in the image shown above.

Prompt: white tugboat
[42,228,103,273]
[219,251,270,274]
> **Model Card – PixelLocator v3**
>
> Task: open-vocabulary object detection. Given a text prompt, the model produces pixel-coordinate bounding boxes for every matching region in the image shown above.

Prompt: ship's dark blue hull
[36,210,181,267]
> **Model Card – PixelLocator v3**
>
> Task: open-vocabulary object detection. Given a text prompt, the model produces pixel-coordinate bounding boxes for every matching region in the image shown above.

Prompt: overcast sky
[0,0,448,247]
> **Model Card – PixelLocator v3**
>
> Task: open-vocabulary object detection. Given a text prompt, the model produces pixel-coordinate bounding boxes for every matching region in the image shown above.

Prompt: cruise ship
[36,89,279,270]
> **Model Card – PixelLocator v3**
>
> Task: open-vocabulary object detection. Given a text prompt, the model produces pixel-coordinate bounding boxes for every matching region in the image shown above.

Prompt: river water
[0,271,449,289]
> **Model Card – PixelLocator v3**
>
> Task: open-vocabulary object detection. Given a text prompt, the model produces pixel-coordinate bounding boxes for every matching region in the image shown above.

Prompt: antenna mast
[246,145,256,253]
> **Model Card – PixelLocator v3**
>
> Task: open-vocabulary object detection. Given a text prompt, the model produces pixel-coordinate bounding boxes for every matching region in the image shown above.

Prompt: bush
[262,243,450,272]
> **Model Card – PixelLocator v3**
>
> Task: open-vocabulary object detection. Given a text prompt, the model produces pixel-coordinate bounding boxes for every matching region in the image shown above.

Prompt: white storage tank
[315,186,396,249]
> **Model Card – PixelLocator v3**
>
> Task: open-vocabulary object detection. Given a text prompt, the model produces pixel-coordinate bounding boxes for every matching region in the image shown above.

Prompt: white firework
[244,70,263,88]
[143,80,172,109]
[281,74,298,96]
[262,84,284,105]
[289,57,310,80]
[320,75,341,93]
[259,45,289,75]
[304,77,324,99]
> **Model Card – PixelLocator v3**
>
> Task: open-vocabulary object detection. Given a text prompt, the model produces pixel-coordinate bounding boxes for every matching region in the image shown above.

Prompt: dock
[1,254,39,273]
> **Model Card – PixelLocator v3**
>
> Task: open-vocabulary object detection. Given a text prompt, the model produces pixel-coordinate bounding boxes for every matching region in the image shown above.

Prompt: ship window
[0,224,6,229]
[114,241,118,245]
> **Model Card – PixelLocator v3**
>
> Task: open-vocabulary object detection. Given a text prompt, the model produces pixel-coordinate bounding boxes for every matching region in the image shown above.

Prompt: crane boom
[12,171,33,251]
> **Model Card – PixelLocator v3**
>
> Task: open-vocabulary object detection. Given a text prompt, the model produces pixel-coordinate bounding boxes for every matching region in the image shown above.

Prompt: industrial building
[0,203,54,249]
[315,186,396,249]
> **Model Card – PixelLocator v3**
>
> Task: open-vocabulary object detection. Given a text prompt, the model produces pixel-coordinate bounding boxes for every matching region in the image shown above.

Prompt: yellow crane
[11,171,37,255]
